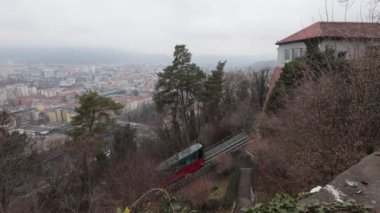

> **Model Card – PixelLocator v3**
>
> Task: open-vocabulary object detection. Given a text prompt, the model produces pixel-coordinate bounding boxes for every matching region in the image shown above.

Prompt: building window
[292,49,297,59]
[325,45,335,52]
[337,51,347,59]
[284,49,292,61]
[292,48,303,59]
[284,48,305,62]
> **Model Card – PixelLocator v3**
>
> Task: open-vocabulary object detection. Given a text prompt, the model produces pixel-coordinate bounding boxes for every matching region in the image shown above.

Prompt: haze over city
[0,0,373,60]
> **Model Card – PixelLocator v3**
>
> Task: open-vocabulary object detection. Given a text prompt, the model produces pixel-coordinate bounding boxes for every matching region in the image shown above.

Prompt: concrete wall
[300,152,380,210]
[319,40,380,60]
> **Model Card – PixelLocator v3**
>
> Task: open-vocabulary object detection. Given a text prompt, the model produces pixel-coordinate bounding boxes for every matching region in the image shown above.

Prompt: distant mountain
[0,47,274,67]
[0,47,170,65]
[250,60,276,70]
[193,55,275,68]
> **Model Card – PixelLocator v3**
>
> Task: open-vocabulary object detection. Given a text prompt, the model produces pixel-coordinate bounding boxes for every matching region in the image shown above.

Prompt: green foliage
[116,207,130,213]
[153,45,206,144]
[126,103,158,123]
[70,91,123,137]
[249,69,269,109]
[0,110,11,126]
[118,188,197,213]
[222,168,240,208]
[243,194,373,213]
[203,61,226,122]
[265,40,348,114]
[112,124,136,160]
[265,58,304,113]
[236,79,250,102]
[154,45,205,113]
[305,41,349,78]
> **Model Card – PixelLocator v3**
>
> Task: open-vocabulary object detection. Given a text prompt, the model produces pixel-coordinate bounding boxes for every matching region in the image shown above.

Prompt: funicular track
[168,130,249,191]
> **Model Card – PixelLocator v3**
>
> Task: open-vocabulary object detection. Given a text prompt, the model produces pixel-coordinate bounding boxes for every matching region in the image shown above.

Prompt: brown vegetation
[107,153,158,208]
[249,56,380,201]
[214,153,234,176]
[181,176,214,207]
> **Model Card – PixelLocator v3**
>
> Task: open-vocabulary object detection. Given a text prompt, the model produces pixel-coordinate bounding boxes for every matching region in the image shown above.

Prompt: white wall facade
[277,39,380,68]
[319,39,380,60]
[276,42,307,67]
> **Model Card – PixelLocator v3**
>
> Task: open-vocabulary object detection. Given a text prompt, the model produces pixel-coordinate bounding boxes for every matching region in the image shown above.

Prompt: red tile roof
[276,22,380,45]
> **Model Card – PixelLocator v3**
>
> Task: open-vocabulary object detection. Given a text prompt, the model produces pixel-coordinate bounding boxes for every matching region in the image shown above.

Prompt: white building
[38,88,62,97]
[60,78,76,87]
[275,22,380,68]
[5,84,38,98]
[266,22,380,107]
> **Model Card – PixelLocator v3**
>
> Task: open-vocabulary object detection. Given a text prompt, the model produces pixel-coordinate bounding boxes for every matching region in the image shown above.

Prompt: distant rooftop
[276,22,380,45]
[10,107,37,115]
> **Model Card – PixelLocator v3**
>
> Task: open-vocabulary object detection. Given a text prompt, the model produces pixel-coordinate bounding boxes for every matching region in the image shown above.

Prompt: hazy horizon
[0,46,276,67]
[0,0,374,58]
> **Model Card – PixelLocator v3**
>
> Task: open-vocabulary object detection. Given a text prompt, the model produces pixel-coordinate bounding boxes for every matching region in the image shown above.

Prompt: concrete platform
[301,152,380,211]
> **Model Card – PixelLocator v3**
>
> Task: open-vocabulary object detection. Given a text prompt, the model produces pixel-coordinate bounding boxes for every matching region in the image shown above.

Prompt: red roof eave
[276,21,380,46]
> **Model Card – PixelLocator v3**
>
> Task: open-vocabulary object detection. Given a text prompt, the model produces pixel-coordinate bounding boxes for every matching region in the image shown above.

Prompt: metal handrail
[205,129,246,152]
[205,136,248,161]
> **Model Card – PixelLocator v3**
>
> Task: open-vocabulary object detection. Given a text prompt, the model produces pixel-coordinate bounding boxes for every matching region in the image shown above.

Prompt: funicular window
[195,148,202,159]
[186,153,195,165]
[162,162,177,175]
[176,158,187,171]
[168,144,203,173]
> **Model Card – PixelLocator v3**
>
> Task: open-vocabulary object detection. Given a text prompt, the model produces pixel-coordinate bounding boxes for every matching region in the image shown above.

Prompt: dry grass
[107,153,158,206]
[246,136,291,201]
[209,180,228,200]
[214,153,234,176]
[181,176,214,207]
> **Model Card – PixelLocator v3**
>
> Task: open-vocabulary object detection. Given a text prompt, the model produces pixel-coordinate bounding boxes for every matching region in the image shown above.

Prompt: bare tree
[247,68,269,109]
[338,0,356,21]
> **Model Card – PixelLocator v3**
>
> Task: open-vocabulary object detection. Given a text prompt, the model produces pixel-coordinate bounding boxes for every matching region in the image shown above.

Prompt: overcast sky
[0,0,374,58]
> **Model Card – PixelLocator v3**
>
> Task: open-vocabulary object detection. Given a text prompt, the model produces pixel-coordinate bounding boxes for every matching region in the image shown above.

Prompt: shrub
[222,168,240,208]
[254,55,380,200]
[246,136,290,201]
[107,153,158,206]
[214,153,234,176]
[181,176,214,207]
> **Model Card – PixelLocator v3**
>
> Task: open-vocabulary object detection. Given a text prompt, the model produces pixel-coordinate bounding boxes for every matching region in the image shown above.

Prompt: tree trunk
[79,154,90,213]
[171,106,181,146]
[179,90,191,145]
